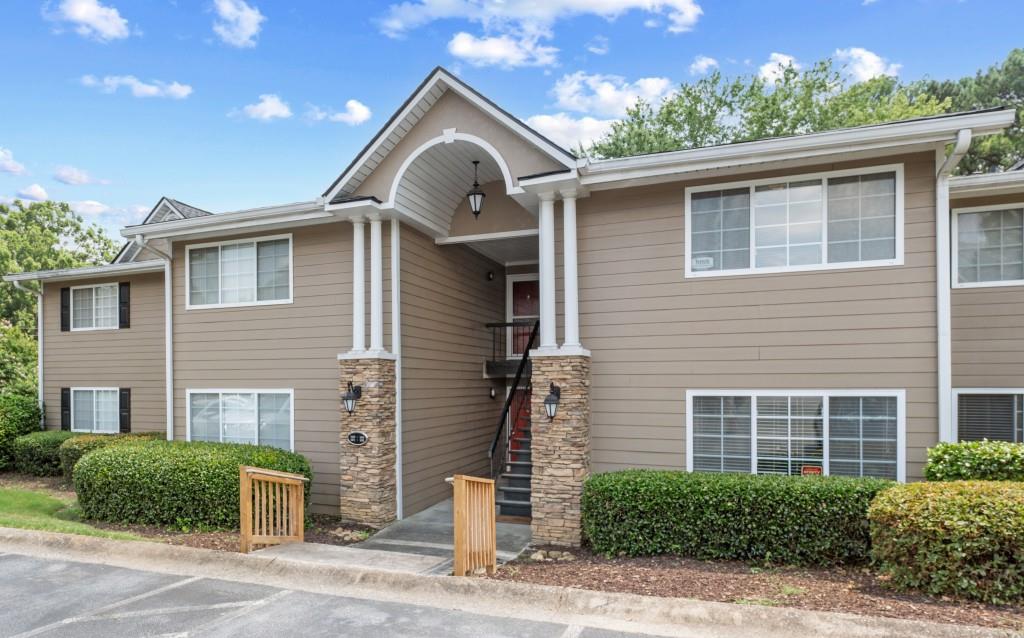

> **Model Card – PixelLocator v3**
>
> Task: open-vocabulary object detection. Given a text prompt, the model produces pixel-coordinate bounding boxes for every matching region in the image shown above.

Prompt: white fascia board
[3,259,165,283]
[121,200,324,240]
[950,170,1024,197]
[581,109,1016,188]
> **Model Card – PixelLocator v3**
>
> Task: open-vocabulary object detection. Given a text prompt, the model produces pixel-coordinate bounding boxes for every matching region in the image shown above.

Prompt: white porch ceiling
[395,139,506,235]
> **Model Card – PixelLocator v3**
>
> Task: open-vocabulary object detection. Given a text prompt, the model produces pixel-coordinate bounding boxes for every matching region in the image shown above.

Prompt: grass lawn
[0,487,142,541]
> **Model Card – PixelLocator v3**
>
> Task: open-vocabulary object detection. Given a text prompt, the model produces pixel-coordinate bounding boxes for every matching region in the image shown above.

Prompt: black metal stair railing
[488,320,540,480]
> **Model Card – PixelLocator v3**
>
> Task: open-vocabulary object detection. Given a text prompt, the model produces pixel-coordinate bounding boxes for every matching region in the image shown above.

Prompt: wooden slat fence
[239,466,309,554]
[450,474,497,576]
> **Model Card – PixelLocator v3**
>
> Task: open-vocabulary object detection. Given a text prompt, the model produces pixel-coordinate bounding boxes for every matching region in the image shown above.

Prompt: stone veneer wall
[530,354,592,547]
[338,356,397,528]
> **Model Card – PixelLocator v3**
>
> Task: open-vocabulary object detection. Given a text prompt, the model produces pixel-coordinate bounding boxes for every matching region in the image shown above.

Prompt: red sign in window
[801,466,822,476]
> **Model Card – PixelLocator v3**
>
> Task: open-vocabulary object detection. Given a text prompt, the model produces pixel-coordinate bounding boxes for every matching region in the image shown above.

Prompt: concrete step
[501,473,531,489]
[496,499,531,517]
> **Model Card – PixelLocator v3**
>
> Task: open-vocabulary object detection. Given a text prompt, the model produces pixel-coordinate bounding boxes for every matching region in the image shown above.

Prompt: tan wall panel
[576,152,938,480]
[171,223,374,514]
[42,272,166,432]
[399,224,506,516]
[448,180,536,237]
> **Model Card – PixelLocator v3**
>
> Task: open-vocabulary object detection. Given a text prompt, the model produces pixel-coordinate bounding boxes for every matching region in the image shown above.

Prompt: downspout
[935,129,972,444]
[390,220,403,520]
[135,235,174,441]
[12,281,44,428]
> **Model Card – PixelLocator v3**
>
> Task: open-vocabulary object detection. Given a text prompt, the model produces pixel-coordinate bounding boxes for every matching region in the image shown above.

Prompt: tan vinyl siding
[576,152,938,480]
[42,272,165,432]
[951,193,1024,388]
[400,224,505,516]
[171,224,377,514]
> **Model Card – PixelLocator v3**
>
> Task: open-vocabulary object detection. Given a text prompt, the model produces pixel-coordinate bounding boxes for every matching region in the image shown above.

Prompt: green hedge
[0,394,42,471]
[581,470,893,566]
[74,440,313,529]
[12,431,77,476]
[925,441,1024,482]
[58,432,162,480]
[870,481,1024,604]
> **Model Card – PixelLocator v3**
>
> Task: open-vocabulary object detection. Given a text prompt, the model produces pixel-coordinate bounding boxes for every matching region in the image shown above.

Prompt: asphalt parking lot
[0,553,647,638]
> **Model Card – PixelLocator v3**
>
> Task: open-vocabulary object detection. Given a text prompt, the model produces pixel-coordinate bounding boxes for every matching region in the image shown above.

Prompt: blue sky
[0,0,1021,240]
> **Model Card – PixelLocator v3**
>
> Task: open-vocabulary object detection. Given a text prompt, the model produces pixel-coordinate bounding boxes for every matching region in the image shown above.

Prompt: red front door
[510,279,538,356]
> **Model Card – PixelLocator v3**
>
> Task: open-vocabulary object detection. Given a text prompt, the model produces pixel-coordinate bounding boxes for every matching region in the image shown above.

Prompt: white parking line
[560,625,584,638]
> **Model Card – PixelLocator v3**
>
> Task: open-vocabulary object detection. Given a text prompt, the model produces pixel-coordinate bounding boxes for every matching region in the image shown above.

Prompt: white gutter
[134,236,175,442]
[391,220,403,520]
[935,129,973,443]
[950,169,1024,197]
[11,281,44,427]
[3,260,164,283]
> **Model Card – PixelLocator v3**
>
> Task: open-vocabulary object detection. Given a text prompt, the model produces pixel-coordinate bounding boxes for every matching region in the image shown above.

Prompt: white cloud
[45,0,131,42]
[862,0,879,4]
[835,47,901,82]
[54,164,108,185]
[306,99,373,125]
[552,71,672,118]
[526,113,615,150]
[379,0,702,37]
[447,32,558,68]
[586,35,609,55]
[17,184,49,202]
[689,54,718,75]
[237,94,292,121]
[81,74,193,99]
[0,148,26,175]
[759,52,801,82]
[212,0,265,48]
[71,200,111,215]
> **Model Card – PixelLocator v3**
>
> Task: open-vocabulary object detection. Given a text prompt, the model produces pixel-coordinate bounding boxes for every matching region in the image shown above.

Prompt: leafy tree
[0,321,37,396]
[0,200,118,334]
[913,48,1024,173]
[589,58,949,159]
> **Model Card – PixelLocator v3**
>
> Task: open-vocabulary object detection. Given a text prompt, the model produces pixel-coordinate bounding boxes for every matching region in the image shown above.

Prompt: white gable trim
[323,67,576,204]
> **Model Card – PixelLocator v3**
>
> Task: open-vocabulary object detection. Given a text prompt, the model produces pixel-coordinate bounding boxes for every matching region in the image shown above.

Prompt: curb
[0,528,1017,638]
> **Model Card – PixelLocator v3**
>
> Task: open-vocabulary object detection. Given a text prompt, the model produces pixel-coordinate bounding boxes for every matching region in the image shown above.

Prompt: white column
[163,260,173,440]
[935,150,954,442]
[538,193,557,351]
[561,190,581,350]
[36,289,44,427]
[351,217,366,354]
[369,214,384,353]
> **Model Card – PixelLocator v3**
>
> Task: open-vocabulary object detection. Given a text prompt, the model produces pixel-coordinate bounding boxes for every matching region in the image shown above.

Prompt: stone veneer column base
[338,356,396,528]
[530,353,591,547]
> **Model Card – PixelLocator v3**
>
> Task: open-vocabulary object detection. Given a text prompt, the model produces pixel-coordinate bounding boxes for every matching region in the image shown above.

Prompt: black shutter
[60,388,71,431]
[60,287,70,332]
[119,388,131,433]
[118,282,130,329]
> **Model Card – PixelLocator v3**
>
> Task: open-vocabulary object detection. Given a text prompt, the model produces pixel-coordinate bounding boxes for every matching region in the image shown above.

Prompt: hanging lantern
[544,384,561,421]
[466,160,485,218]
[342,381,362,415]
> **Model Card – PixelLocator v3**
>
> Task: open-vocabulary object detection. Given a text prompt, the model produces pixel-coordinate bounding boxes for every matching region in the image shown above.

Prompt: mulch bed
[0,473,375,553]
[490,548,1024,631]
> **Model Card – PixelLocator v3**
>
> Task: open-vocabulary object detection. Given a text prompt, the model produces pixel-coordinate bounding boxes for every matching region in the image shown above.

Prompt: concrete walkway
[258,499,532,575]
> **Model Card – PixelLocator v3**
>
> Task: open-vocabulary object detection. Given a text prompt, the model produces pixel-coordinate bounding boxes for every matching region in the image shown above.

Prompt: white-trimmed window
[71,283,119,330]
[687,390,905,481]
[954,390,1024,442]
[187,390,293,450]
[186,235,292,308]
[686,165,903,277]
[71,388,119,433]
[953,205,1024,287]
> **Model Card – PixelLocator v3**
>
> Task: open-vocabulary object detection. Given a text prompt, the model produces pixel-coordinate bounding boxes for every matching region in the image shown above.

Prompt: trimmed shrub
[58,432,162,480]
[925,441,1024,482]
[74,440,313,529]
[870,481,1024,604]
[0,393,41,471]
[581,470,893,566]
[12,431,77,476]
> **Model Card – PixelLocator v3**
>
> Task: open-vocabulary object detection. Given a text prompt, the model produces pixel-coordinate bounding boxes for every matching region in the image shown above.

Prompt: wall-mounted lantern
[342,381,362,415]
[466,160,485,218]
[543,383,561,421]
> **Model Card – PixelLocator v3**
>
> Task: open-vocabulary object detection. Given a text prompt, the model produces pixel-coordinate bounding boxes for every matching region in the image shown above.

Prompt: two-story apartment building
[5,67,1020,546]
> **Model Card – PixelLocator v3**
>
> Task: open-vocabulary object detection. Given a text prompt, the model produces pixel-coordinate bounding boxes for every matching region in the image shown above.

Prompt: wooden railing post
[450,475,497,576]
[239,466,309,554]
